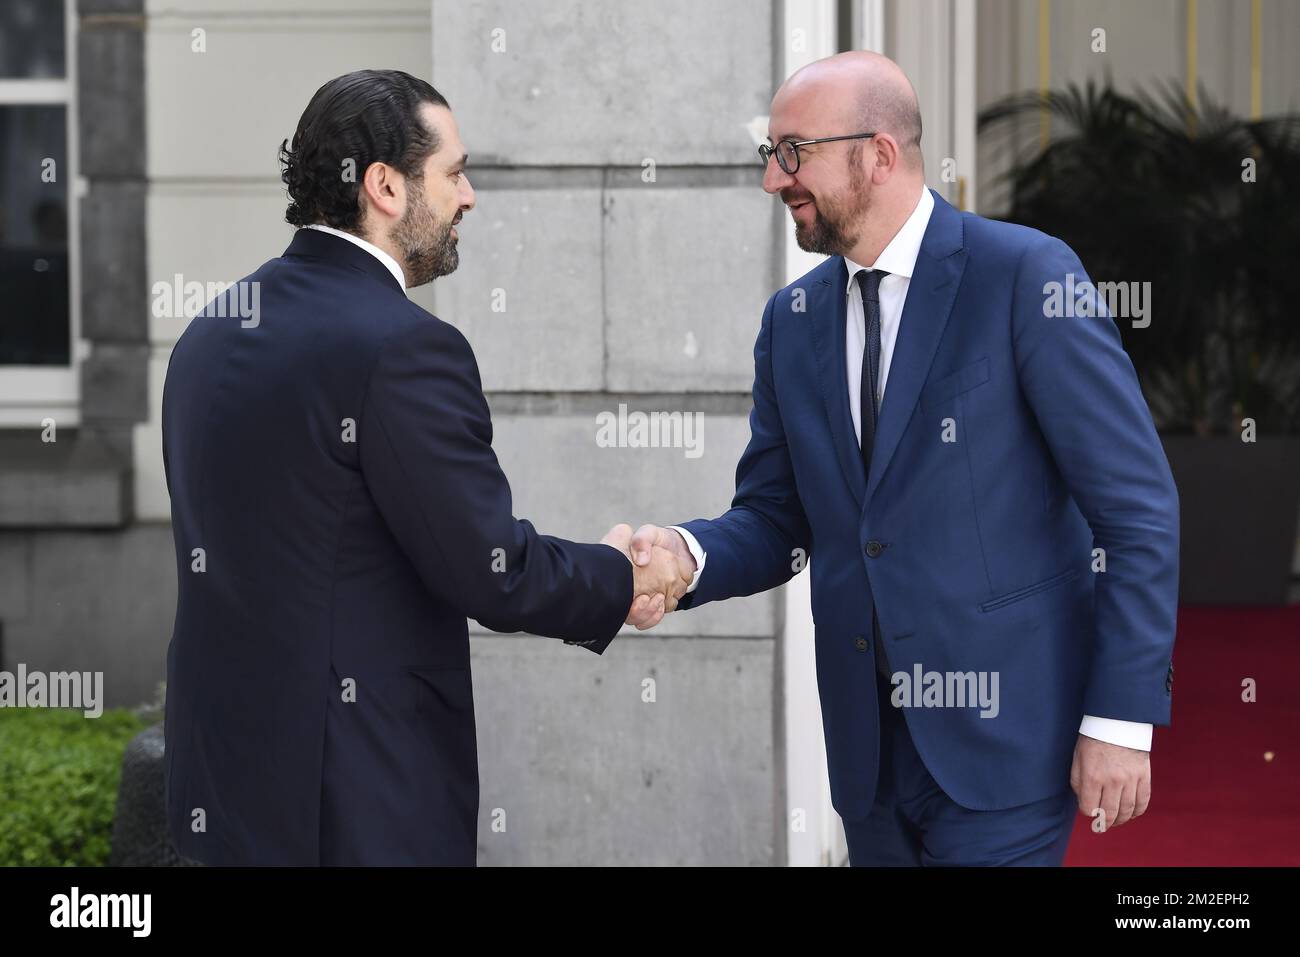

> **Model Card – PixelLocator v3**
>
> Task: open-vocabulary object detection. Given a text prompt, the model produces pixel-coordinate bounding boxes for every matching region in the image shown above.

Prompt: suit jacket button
[854,636,869,651]
[865,541,884,558]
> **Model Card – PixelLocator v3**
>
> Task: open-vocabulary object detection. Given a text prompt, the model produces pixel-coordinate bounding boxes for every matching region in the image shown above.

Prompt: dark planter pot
[109,724,202,867]
[1160,435,1300,605]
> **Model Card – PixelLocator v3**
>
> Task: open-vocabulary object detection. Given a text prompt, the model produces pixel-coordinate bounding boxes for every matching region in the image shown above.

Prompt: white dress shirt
[304,223,407,293]
[675,186,1152,752]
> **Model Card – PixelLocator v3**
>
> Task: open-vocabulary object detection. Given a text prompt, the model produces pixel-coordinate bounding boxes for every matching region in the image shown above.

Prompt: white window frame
[0,0,83,428]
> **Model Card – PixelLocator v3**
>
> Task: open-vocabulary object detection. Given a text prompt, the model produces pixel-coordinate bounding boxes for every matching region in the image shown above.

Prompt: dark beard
[793,161,869,256]
[392,179,458,287]
[795,205,857,255]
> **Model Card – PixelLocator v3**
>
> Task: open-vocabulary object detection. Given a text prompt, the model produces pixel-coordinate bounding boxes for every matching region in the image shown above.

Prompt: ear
[360,162,404,223]
[868,133,902,184]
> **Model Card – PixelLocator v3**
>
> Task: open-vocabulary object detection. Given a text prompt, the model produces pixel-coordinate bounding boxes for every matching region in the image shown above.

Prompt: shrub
[0,708,149,866]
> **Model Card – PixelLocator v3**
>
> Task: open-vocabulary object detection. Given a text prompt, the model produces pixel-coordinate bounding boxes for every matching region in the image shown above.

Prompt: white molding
[886,0,979,209]
[858,0,886,53]
[781,0,839,287]
[0,407,81,429]
[779,0,846,869]
[0,365,81,428]
[953,0,978,212]
[0,79,70,104]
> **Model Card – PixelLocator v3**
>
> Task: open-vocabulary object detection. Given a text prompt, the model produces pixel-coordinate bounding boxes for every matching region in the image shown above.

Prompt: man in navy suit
[631,52,1179,865]
[161,70,690,865]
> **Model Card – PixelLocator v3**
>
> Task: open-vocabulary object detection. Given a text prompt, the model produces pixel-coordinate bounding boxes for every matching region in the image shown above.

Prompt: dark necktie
[855,269,888,477]
[855,268,891,678]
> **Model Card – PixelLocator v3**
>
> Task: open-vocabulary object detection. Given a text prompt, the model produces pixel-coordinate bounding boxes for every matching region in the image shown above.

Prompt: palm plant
[979,80,1300,435]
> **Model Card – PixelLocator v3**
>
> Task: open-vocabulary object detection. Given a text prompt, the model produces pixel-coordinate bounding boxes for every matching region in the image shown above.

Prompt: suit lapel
[864,191,968,505]
[807,257,866,507]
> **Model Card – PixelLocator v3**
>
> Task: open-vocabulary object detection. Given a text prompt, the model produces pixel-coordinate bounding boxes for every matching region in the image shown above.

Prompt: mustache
[781,189,814,205]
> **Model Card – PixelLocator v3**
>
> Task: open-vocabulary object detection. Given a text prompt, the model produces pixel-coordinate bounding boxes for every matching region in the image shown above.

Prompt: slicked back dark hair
[279,70,449,233]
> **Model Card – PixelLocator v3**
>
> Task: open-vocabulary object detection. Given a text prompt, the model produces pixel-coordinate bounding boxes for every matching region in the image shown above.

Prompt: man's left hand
[1069,733,1152,831]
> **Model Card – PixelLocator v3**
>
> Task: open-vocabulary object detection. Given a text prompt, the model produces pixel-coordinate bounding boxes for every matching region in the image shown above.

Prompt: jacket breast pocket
[920,356,990,411]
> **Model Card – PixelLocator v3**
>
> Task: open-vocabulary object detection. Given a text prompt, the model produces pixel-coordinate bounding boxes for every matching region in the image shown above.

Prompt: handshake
[600,523,697,630]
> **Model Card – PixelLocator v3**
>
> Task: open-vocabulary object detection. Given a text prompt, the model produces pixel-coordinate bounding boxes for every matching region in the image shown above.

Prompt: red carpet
[1065,606,1300,865]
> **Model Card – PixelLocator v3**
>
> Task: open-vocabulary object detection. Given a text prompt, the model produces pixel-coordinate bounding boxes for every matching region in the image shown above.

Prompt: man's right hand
[601,523,694,630]
[630,524,696,575]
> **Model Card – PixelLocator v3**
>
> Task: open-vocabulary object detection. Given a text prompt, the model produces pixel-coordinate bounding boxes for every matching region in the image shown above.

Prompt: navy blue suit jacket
[161,228,631,865]
[678,190,1179,819]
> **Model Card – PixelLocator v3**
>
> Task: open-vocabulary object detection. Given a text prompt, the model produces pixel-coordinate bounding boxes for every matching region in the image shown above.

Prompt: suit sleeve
[1012,236,1179,724]
[359,317,632,652]
[677,292,812,609]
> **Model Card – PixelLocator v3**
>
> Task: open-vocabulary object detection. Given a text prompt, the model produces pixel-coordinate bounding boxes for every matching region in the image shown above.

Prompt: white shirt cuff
[1079,715,1153,751]
[668,526,706,595]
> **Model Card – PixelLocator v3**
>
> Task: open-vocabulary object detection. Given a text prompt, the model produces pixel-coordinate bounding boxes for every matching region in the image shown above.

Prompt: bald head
[764,51,926,264]
[776,51,923,170]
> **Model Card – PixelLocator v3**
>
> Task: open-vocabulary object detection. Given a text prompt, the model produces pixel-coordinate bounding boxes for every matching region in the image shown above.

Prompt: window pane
[0,105,69,366]
[0,0,65,79]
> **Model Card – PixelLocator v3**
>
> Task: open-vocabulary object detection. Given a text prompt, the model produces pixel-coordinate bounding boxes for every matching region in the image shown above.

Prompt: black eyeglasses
[758,132,877,175]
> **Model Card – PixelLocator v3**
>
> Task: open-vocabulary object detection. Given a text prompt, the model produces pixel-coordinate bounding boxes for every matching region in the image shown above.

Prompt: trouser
[843,668,1077,866]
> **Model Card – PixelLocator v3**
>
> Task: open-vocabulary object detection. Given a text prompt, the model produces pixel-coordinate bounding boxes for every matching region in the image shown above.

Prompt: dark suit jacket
[161,228,631,865]
[678,191,1179,819]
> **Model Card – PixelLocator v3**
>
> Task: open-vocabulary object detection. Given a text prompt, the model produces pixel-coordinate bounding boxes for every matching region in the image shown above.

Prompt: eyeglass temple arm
[794,132,877,146]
